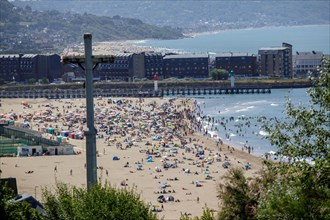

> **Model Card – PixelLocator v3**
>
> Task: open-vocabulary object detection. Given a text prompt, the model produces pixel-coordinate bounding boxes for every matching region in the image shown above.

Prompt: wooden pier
[0,87,271,99]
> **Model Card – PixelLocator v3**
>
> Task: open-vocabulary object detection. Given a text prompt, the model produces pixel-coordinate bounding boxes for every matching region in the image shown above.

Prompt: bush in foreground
[42,182,157,220]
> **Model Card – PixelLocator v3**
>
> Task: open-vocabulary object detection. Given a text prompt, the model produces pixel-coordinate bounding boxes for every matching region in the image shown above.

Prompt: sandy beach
[62,40,178,56]
[0,97,263,219]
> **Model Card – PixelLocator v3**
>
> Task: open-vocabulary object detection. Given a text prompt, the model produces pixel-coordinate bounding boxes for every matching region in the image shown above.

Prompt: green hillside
[0,0,183,54]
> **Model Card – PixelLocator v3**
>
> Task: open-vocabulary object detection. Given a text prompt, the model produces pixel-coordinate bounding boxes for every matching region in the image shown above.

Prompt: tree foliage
[180,206,215,220]
[42,182,157,220]
[217,168,259,220]
[211,69,229,80]
[256,58,330,219]
[215,58,330,220]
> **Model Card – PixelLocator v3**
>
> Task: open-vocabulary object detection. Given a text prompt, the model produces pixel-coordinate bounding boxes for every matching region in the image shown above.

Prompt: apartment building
[0,54,61,83]
[293,51,324,78]
[258,42,293,78]
[215,53,257,77]
[163,54,209,79]
[144,52,163,80]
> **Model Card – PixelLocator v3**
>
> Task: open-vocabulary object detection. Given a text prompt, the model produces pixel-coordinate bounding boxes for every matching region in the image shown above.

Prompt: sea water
[135,25,330,54]
[137,25,327,156]
[194,88,310,157]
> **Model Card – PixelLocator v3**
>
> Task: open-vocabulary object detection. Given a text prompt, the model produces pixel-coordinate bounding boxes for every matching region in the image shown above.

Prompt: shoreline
[0,97,263,219]
[183,23,330,38]
[63,24,329,56]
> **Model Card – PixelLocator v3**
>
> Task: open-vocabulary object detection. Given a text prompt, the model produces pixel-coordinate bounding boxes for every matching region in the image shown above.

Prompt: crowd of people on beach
[0,97,260,218]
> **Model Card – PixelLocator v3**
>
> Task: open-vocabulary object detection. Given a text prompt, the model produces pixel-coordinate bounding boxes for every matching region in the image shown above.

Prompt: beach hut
[46,127,56,135]
[57,136,65,143]
[18,146,29,157]
[70,133,75,139]
[17,146,42,156]
[60,131,70,137]
[45,146,74,155]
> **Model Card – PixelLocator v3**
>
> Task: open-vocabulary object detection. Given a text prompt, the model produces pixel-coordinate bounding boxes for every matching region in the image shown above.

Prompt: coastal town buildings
[97,53,132,82]
[293,51,324,78]
[163,54,209,79]
[0,54,61,83]
[144,52,164,80]
[258,42,293,78]
[2,42,329,83]
[215,53,257,77]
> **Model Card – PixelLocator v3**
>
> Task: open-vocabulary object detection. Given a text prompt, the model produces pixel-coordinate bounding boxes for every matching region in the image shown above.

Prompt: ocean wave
[259,130,270,136]
[270,103,279,106]
[235,106,255,113]
[208,131,218,138]
[241,100,268,105]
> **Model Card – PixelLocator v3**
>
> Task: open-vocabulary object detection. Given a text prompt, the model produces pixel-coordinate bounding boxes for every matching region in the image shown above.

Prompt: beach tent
[113,156,119,161]
[157,195,165,203]
[170,148,178,153]
[155,166,161,172]
[244,163,251,170]
[222,161,230,168]
[167,196,174,202]
[147,157,153,163]
[136,164,143,170]
[194,181,202,187]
